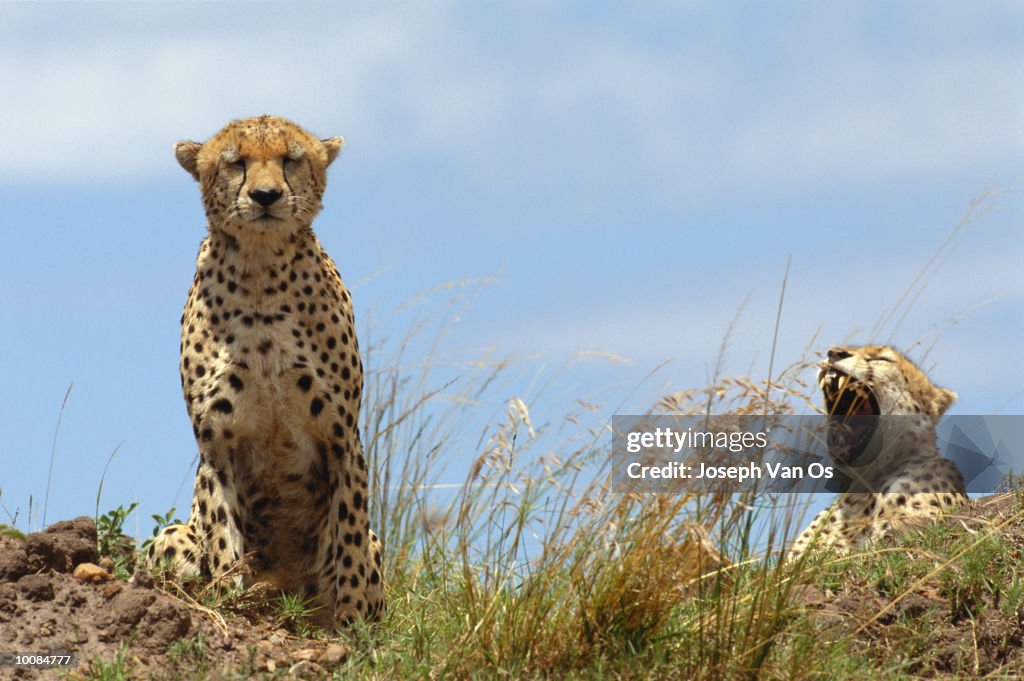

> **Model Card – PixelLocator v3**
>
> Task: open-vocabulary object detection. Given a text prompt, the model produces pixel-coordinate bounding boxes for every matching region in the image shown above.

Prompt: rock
[73,562,115,583]
[131,569,154,589]
[101,581,124,599]
[289,660,318,676]
[323,643,348,666]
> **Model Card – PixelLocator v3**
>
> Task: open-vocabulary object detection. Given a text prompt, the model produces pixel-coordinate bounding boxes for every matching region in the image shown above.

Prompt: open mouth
[819,367,880,465]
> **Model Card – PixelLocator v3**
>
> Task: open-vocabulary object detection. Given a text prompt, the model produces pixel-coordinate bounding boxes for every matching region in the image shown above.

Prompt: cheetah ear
[174,141,203,181]
[321,136,345,166]
[933,388,957,416]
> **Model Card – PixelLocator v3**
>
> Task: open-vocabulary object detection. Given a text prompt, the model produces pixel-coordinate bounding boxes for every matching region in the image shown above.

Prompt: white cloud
[730,52,1024,186]
[1,2,1020,196]
[0,3,499,182]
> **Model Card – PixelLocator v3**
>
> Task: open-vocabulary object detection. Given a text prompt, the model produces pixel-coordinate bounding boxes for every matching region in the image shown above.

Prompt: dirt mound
[0,518,349,679]
[796,493,1024,678]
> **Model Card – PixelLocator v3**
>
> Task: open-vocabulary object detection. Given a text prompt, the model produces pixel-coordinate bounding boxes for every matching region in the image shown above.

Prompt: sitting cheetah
[147,115,383,625]
[787,345,967,560]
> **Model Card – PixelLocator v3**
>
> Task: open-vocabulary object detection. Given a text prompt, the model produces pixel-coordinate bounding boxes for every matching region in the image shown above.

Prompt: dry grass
[327,284,834,679]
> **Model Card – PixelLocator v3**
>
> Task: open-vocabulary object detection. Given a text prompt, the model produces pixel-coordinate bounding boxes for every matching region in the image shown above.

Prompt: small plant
[80,643,133,681]
[139,506,184,554]
[156,634,211,681]
[95,503,138,580]
[275,591,325,638]
[0,524,25,540]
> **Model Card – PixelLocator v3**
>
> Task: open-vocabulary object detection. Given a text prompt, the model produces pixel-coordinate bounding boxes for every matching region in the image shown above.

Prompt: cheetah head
[174,115,343,240]
[819,345,957,465]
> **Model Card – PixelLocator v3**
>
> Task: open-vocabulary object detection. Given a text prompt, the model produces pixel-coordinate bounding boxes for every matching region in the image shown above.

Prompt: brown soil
[0,517,349,680]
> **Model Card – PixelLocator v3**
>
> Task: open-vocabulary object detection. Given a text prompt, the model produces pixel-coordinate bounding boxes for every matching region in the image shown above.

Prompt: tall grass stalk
[43,382,73,529]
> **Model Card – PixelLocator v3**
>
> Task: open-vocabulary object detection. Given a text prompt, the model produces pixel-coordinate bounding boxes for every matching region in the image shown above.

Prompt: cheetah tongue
[854,397,874,416]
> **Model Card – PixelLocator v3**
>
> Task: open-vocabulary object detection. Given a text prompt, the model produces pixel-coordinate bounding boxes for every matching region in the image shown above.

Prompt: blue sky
[1,2,1021,537]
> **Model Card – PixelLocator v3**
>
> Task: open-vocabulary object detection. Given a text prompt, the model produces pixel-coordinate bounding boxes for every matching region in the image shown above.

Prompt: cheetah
[787,345,967,560]
[147,115,383,625]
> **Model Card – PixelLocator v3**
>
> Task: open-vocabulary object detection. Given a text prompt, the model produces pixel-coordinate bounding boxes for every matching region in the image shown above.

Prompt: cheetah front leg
[148,458,246,582]
[325,436,385,624]
[190,457,247,580]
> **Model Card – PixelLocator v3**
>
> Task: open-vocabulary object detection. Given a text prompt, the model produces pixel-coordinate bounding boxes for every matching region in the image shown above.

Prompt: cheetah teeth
[819,369,838,392]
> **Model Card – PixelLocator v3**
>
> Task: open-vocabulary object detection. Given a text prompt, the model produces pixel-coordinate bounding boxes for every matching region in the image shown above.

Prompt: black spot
[297,375,313,391]
[228,374,244,391]
[310,398,324,416]
[212,399,234,414]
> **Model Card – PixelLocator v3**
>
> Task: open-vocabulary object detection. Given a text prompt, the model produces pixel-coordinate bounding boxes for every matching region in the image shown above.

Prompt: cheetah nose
[249,187,283,207]
[827,347,852,362]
